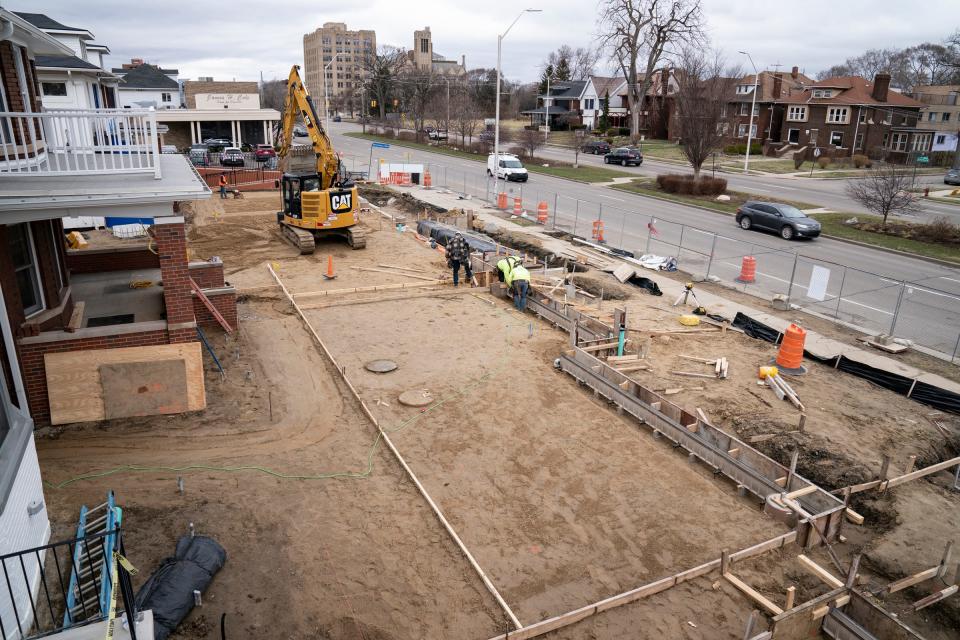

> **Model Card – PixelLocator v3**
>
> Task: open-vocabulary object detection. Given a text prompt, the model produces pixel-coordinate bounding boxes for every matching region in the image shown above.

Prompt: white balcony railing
[0,108,161,178]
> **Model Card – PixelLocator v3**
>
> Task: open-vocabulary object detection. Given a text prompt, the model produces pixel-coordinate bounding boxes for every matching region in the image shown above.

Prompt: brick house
[726,66,812,146]
[772,73,928,161]
[612,68,680,139]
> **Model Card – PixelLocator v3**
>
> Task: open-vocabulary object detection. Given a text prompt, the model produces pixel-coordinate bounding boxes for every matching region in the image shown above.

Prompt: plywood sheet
[100,360,188,419]
[45,342,205,425]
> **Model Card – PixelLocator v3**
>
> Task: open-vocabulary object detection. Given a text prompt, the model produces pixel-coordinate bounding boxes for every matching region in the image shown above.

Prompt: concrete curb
[609,185,960,269]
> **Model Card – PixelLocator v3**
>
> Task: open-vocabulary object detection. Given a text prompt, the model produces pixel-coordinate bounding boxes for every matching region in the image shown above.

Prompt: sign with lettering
[194,93,261,110]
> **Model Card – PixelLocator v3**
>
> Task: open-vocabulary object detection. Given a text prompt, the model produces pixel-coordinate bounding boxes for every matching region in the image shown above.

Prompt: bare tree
[399,70,436,142]
[361,46,407,120]
[672,49,737,180]
[260,78,286,111]
[451,90,482,146]
[599,0,704,140]
[845,165,919,228]
[573,46,603,80]
[514,128,545,159]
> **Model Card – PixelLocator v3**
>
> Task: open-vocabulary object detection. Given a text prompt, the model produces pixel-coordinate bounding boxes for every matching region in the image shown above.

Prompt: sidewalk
[393,183,960,396]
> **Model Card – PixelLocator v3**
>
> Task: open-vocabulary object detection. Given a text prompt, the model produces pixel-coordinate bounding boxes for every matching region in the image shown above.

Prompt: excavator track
[280,221,316,255]
[346,226,367,250]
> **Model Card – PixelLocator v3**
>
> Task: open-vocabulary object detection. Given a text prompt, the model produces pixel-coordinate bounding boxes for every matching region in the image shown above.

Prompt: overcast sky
[13,0,959,83]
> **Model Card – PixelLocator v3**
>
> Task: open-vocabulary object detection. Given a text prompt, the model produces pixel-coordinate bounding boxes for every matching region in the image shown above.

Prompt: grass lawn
[345,132,634,183]
[611,178,822,215]
[809,213,960,263]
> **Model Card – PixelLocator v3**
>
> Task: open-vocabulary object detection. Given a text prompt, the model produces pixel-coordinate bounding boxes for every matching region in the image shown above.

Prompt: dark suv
[582,140,611,155]
[604,147,643,166]
[735,202,821,240]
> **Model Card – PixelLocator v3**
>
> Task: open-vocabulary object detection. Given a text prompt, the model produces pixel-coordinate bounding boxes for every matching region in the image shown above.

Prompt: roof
[1,8,74,56]
[539,80,587,100]
[112,66,179,75]
[87,43,110,52]
[780,76,926,108]
[13,12,89,34]
[119,64,180,90]
[521,105,572,115]
[591,76,623,97]
[35,54,100,71]
[732,70,813,103]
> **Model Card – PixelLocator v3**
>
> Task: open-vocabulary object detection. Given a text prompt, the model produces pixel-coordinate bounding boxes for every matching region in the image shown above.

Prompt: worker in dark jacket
[446,231,472,286]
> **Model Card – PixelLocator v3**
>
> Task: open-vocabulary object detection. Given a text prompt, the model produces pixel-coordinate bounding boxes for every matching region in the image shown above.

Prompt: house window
[859,110,866,124]
[830,131,844,147]
[161,92,172,103]
[41,82,67,97]
[944,113,951,122]
[812,89,832,99]
[912,134,930,152]
[936,134,946,145]
[739,103,750,116]
[928,112,937,122]
[583,98,595,110]
[735,85,754,95]
[737,123,757,138]
[420,39,429,53]
[855,132,864,150]
[890,132,908,151]
[826,107,849,124]
[788,128,800,144]
[787,106,807,122]
[7,223,44,317]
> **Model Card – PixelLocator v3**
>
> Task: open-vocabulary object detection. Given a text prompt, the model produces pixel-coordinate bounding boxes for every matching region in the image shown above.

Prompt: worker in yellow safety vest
[496,256,531,311]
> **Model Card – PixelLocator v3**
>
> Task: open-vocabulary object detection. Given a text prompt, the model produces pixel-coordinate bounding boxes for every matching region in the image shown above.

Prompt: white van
[487,153,529,182]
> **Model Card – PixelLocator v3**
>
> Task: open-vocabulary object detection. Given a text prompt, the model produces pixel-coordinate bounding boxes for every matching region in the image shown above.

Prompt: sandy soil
[34,188,960,639]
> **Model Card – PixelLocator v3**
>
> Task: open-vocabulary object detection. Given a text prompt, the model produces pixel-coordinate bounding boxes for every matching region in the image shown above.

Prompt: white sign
[194,93,261,110]
[806,265,830,301]
[813,147,822,158]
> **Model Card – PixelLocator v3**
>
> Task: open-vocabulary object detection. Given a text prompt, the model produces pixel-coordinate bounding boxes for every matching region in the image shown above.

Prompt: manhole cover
[365,359,398,373]
[398,389,433,407]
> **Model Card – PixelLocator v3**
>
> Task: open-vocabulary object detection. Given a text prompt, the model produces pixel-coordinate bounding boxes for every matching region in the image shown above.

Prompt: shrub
[723,143,763,156]
[852,154,869,168]
[604,137,614,144]
[817,156,832,169]
[508,145,528,158]
[656,173,727,196]
[919,216,960,244]
[615,127,631,136]
[793,152,805,170]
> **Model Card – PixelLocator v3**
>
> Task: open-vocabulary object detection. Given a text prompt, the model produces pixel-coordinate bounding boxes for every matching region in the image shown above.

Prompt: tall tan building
[303,22,376,117]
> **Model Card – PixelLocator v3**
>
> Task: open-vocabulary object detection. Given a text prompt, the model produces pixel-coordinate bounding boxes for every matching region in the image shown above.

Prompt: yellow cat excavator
[275,65,365,253]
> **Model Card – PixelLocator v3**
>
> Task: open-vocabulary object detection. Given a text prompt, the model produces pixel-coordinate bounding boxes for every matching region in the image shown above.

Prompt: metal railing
[0,527,139,639]
[0,108,161,178]
[343,152,960,363]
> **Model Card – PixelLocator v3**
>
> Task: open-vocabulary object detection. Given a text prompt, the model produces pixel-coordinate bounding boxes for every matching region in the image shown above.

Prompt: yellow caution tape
[116,553,139,576]
[104,553,119,640]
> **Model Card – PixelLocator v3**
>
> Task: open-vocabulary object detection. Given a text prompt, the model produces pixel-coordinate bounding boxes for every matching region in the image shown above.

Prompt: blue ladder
[63,492,123,627]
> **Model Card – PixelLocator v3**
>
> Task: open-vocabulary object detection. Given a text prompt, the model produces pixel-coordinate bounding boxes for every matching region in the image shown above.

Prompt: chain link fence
[342,153,960,363]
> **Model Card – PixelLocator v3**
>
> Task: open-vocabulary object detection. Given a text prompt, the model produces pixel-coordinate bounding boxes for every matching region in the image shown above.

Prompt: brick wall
[0,42,25,113]
[0,225,25,332]
[18,328,170,425]
[183,80,258,108]
[163,122,192,151]
[188,262,225,288]
[152,220,196,341]
[193,289,238,330]
[66,247,159,273]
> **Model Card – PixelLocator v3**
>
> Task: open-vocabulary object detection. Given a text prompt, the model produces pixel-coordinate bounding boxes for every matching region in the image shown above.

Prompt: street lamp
[739,50,759,174]
[323,52,344,133]
[494,8,541,199]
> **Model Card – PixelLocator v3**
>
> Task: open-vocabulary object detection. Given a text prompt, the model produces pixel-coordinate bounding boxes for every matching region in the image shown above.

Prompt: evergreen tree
[538,64,554,95]
[599,90,610,131]
[554,56,571,81]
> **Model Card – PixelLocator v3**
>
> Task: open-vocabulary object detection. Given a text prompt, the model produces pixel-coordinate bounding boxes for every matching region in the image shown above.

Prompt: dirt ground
[34,188,960,639]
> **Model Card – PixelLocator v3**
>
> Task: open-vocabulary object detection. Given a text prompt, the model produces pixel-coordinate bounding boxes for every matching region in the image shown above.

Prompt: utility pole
[739,50,759,174]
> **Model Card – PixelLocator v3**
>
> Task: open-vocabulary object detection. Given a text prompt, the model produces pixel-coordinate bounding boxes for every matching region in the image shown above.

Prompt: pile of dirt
[358,184,450,216]
[570,270,631,299]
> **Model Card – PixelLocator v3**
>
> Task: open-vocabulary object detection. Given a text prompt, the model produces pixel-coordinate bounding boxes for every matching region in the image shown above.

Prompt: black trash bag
[627,275,663,296]
[135,536,226,640]
[731,312,780,344]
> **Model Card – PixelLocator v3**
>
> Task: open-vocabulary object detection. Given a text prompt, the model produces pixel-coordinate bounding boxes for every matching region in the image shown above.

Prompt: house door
[809,129,819,146]
[788,129,800,144]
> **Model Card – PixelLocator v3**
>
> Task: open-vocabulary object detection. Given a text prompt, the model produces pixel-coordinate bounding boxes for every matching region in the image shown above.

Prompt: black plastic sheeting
[416,220,497,253]
[627,275,662,296]
[732,312,781,344]
[135,536,226,640]
[731,311,960,415]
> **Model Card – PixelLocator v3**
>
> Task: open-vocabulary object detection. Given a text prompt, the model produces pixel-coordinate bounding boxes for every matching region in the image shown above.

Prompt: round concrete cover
[398,389,434,407]
[365,359,398,373]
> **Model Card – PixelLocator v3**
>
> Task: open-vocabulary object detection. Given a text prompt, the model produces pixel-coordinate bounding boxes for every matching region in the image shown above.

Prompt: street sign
[156,124,170,134]
[917,156,929,164]
[372,142,390,149]
[813,148,821,158]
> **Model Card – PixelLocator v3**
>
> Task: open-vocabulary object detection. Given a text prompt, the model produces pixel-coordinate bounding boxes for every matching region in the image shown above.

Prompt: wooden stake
[721,549,730,575]
[913,585,958,611]
[797,554,843,589]
[904,455,917,475]
[724,573,783,616]
[785,586,795,610]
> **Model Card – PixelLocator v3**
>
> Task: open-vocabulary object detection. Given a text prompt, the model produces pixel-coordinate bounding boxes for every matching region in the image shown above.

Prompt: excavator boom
[277,65,340,189]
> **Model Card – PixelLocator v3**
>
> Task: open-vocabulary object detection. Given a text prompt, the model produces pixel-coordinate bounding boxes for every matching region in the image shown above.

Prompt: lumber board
[671,371,716,379]
[65,301,84,332]
[913,585,958,611]
[696,408,710,424]
[378,263,427,273]
[885,456,960,489]
[350,266,439,281]
[845,508,865,525]
[300,289,466,310]
[45,342,205,425]
[612,363,649,373]
[784,485,818,500]
[101,360,188,419]
[797,554,843,589]
[724,573,783,616]
[884,567,939,594]
[607,354,642,363]
[295,280,448,298]
[581,341,622,353]
[729,531,797,563]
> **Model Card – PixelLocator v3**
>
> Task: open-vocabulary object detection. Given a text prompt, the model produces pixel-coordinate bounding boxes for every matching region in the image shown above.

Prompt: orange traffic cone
[512,197,522,216]
[423,171,432,189]
[323,254,336,280]
[497,192,508,210]
[536,201,548,224]
[775,323,807,374]
[736,256,756,283]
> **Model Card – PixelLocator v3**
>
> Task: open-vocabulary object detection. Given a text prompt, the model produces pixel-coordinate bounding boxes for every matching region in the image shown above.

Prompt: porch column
[236,120,242,146]
[190,121,196,144]
[153,217,196,343]
[262,120,268,145]
[267,121,275,145]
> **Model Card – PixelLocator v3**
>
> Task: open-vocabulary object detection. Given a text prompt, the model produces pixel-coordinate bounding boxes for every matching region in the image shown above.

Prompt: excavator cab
[279,174,321,220]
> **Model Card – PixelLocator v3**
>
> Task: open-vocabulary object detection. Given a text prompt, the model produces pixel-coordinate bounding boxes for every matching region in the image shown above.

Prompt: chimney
[772,73,783,98]
[461,54,465,68]
[791,66,799,80]
[661,68,669,95]
[872,73,891,102]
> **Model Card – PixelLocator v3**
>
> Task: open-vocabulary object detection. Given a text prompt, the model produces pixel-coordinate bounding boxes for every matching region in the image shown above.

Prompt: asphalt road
[329,123,960,358]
